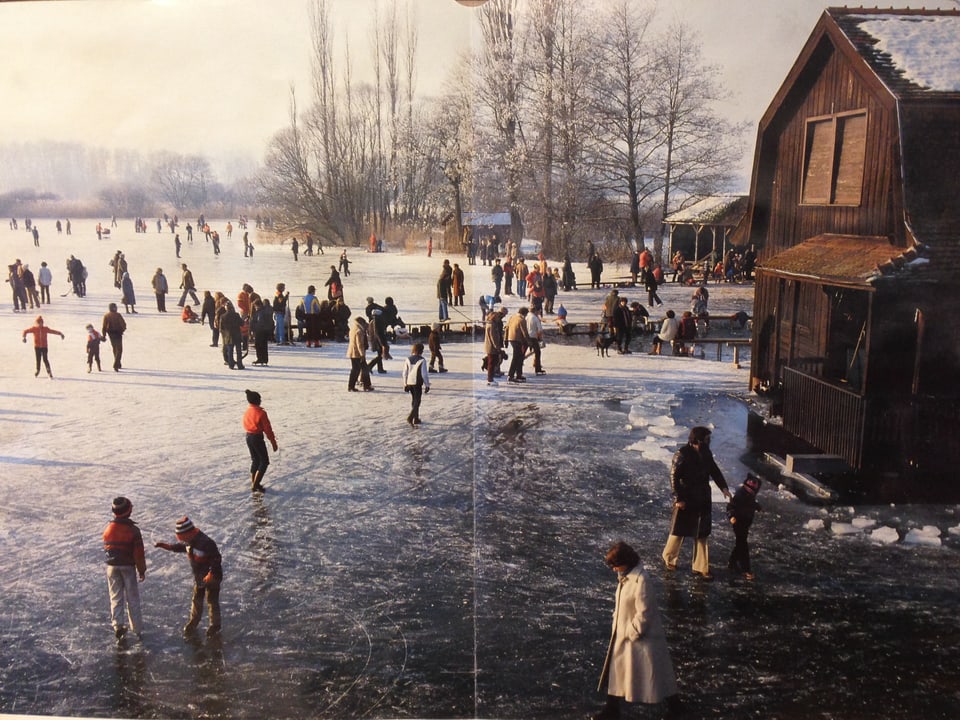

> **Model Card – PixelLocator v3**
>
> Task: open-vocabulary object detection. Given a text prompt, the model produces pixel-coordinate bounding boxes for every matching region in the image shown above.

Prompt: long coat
[668,443,728,538]
[598,566,678,704]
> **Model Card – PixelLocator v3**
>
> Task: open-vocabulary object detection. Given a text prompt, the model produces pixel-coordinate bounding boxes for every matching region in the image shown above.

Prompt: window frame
[799,109,868,207]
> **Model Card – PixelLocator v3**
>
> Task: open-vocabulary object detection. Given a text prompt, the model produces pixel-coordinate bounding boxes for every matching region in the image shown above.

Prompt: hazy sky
[1,0,957,187]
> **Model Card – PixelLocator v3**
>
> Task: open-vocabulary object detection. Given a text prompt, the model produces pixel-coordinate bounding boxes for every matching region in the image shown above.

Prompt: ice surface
[1,220,959,719]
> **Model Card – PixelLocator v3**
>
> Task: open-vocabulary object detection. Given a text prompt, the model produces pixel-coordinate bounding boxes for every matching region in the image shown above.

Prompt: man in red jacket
[242,389,278,492]
[102,496,146,641]
[22,315,64,378]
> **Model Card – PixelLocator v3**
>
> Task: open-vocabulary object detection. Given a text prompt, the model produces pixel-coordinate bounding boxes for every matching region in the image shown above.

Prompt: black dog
[596,331,615,357]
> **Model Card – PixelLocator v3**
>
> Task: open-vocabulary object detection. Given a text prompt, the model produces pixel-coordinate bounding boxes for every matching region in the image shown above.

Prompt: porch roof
[758,234,922,287]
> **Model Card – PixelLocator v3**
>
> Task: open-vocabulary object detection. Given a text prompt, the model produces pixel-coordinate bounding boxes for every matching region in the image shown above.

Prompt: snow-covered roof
[830,8,960,98]
[461,211,511,227]
[663,195,748,226]
[855,15,960,92]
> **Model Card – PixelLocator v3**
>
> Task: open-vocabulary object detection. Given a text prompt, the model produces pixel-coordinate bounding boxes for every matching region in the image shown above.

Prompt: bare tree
[653,20,747,260]
[151,152,213,211]
[587,0,660,253]
[477,0,526,246]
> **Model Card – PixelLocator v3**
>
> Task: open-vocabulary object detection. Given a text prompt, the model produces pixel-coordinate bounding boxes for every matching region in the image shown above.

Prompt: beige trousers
[662,534,710,575]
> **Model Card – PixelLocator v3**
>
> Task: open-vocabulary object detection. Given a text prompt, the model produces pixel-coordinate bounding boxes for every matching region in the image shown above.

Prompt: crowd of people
[10,217,763,718]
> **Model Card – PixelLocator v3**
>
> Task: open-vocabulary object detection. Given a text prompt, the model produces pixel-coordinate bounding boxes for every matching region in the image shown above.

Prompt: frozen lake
[1,219,958,719]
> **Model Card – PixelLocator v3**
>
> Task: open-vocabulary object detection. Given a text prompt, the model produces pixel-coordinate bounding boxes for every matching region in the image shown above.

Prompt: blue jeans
[274,312,286,343]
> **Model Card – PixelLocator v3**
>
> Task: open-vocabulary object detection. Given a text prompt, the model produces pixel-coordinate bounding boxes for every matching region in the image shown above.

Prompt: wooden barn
[739,7,960,497]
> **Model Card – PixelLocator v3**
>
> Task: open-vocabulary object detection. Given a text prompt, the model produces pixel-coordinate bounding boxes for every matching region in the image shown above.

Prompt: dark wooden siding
[757,40,902,262]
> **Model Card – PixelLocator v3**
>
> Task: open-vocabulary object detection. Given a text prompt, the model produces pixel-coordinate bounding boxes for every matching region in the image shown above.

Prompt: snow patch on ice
[804,518,825,531]
[831,522,862,536]
[903,526,943,547]
[948,525,960,536]
[851,516,877,529]
[869,526,900,545]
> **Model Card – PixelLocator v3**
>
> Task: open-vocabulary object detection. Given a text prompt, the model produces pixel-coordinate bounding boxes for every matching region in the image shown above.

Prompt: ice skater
[593,541,682,720]
[102,497,146,641]
[401,342,430,426]
[662,426,731,579]
[85,323,104,372]
[728,474,762,580]
[242,389,278,492]
[22,315,64,378]
[154,516,223,637]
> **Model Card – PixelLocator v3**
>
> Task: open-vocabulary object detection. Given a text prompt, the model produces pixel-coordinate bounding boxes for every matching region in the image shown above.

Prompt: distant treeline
[0,141,259,218]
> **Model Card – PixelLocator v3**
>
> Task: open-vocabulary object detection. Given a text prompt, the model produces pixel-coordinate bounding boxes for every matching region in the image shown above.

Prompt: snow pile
[830,522,861,536]
[869,526,900,545]
[902,525,943,547]
[805,518,826,531]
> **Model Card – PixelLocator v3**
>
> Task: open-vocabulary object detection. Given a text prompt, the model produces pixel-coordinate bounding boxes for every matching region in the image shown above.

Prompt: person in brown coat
[101,303,127,372]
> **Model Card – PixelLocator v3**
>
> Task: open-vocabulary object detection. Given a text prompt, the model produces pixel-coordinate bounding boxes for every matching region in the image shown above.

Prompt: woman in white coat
[594,541,682,720]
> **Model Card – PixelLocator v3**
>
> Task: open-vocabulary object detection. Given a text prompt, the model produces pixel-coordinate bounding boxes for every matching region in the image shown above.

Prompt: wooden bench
[674,338,751,367]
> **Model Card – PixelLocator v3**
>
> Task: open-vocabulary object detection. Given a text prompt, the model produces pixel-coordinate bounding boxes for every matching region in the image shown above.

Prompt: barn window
[801,110,867,206]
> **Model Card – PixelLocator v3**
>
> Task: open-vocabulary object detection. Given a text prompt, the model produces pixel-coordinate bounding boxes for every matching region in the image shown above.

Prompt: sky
[1,0,958,187]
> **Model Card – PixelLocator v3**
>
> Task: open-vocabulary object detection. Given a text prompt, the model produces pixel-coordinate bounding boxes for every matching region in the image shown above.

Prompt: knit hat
[744,475,762,493]
[175,516,195,535]
[245,389,261,405]
[112,496,132,517]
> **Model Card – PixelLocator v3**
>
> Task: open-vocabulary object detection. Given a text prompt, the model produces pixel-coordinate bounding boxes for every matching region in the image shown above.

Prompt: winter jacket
[152,272,168,294]
[169,530,222,586]
[598,566,677,704]
[728,485,760,527]
[401,355,430,390]
[347,319,368,358]
[668,443,728,538]
[103,518,146,576]
[243,404,277,445]
[484,314,505,355]
[22,324,63,348]
[505,313,529,343]
[656,317,679,343]
[101,310,127,337]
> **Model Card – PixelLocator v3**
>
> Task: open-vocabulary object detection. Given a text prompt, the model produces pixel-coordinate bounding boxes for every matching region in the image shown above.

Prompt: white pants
[107,565,142,634]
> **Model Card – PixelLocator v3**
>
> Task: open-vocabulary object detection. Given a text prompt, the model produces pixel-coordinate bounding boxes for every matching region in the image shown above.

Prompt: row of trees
[0,142,255,219]
[259,0,747,260]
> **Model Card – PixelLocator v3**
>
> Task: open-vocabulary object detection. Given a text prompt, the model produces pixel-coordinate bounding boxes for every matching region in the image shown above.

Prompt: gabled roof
[663,195,748,227]
[759,234,928,288]
[461,212,511,227]
[829,8,960,100]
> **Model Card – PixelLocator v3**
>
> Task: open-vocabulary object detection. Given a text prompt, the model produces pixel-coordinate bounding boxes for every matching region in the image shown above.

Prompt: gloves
[154,542,173,551]
[22,337,27,343]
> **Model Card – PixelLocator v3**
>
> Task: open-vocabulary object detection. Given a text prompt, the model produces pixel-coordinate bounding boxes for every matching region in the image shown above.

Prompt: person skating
[594,541,682,720]
[662,426,731,579]
[242,389,278,492]
[22,315,64,378]
[427,324,447,373]
[85,323,104,372]
[728,474,763,580]
[154,516,223,637]
[101,302,127,371]
[401,342,430,426]
[102,497,147,641]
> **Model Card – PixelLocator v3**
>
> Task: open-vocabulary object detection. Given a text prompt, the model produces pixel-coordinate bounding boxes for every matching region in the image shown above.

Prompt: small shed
[443,211,514,256]
[740,7,960,497]
[663,195,749,266]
